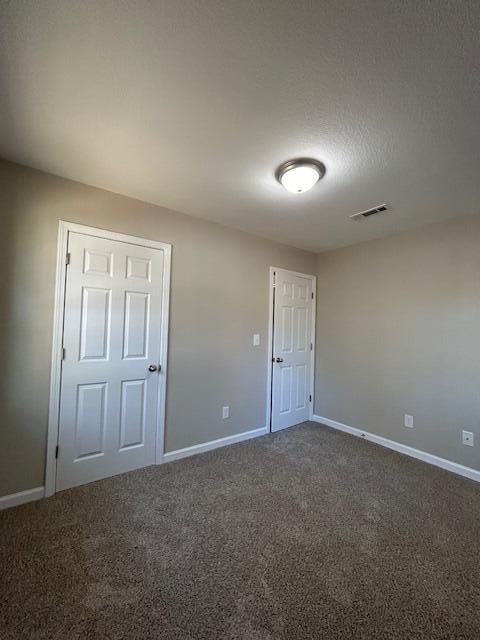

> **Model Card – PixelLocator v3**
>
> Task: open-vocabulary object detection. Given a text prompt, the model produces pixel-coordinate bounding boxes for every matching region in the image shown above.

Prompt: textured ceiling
[1,1,479,252]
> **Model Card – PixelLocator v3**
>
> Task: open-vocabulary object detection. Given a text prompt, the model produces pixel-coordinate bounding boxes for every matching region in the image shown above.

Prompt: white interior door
[271,268,314,432]
[56,231,165,490]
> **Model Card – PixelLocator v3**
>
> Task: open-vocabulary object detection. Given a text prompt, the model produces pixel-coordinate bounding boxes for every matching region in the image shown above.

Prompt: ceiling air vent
[349,204,388,222]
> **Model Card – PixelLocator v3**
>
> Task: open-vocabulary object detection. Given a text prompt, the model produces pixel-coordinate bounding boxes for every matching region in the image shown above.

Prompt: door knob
[275,357,284,363]
[148,364,160,372]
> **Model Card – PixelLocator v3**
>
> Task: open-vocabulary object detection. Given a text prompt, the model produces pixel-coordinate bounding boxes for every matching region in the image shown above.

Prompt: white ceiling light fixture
[276,158,326,194]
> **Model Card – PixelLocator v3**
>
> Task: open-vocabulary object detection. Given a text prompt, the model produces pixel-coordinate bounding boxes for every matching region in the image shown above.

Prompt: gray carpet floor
[1,422,480,639]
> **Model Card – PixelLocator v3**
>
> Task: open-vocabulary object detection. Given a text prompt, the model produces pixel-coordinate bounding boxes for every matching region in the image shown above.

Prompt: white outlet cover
[404,414,414,428]
[253,334,260,346]
[462,430,474,446]
[222,406,229,419]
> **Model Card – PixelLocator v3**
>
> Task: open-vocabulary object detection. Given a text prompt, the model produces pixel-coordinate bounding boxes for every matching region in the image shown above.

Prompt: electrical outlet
[404,414,414,428]
[462,430,474,447]
[253,334,260,346]
[222,406,229,420]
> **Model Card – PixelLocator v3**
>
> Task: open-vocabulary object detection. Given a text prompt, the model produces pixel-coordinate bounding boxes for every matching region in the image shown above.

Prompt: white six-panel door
[271,269,314,432]
[56,231,165,490]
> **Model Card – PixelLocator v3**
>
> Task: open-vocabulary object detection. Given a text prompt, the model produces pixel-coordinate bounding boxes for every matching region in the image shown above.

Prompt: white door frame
[45,221,172,496]
[266,266,316,432]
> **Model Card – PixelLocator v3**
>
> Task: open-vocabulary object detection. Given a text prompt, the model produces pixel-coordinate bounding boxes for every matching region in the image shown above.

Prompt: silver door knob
[275,357,284,363]
[148,364,159,372]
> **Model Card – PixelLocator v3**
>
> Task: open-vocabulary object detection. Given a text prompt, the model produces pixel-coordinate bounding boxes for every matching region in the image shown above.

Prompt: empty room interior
[1,2,480,638]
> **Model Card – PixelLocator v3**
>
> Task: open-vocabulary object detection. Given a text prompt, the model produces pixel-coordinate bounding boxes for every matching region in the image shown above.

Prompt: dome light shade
[276,158,325,194]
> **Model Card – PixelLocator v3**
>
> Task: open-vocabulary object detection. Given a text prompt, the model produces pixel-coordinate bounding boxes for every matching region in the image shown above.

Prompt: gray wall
[315,213,480,471]
[0,160,316,497]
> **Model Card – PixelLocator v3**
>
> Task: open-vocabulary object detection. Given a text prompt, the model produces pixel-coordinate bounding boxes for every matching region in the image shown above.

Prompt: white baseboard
[163,426,268,463]
[312,415,480,483]
[0,486,45,511]
[1,429,268,507]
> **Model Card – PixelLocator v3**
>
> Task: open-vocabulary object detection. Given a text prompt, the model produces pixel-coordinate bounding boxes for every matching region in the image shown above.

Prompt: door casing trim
[46,221,172,496]
[266,266,316,433]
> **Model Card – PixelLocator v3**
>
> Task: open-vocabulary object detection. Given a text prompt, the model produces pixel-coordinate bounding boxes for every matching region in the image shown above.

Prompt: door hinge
[309,395,312,402]
[273,271,276,287]
[55,445,59,459]
[311,291,314,299]
[66,252,71,265]
[310,343,313,351]
[61,347,66,360]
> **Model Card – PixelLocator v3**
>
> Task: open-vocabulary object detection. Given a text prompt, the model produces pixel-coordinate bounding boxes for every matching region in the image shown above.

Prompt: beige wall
[0,160,316,496]
[315,213,480,471]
